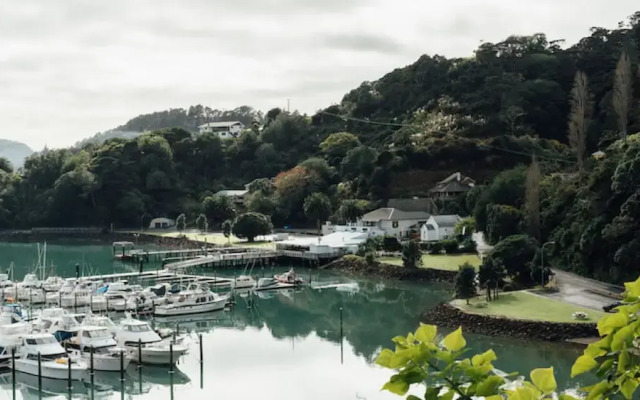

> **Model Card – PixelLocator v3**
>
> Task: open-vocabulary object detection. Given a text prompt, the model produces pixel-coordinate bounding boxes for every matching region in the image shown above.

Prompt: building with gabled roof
[429,172,475,199]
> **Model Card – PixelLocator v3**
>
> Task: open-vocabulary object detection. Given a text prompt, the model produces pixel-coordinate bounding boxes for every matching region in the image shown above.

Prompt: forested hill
[0,139,34,169]
[78,105,262,146]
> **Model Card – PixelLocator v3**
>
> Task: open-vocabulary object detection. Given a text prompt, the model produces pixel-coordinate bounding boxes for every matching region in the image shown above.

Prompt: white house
[420,215,461,242]
[197,121,245,139]
[323,208,430,238]
[276,231,369,258]
[149,217,175,229]
[214,189,249,207]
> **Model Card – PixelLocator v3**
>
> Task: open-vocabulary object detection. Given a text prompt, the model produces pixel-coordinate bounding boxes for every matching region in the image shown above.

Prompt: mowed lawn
[452,291,606,323]
[377,254,482,271]
[133,231,276,249]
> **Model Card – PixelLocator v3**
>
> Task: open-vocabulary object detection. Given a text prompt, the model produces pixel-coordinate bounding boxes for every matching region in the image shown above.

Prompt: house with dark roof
[387,197,439,214]
[429,172,475,199]
[420,215,462,241]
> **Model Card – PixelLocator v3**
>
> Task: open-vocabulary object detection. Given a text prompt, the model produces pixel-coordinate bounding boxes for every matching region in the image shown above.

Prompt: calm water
[0,241,588,399]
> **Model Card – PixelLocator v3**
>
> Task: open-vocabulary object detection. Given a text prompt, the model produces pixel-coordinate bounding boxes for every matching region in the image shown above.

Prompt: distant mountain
[78,105,263,146]
[0,139,34,169]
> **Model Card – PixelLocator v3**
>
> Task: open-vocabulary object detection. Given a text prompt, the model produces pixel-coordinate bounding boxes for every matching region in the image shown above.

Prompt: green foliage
[460,237,477,253]
[303,193,332,232]
[402,240,422,269]
[364,251,376,266]
[441,239,459,254]
[486,204,523,244]
[487,235,537,285]
[176,213,186,232]
[454,263,477,304]
[382,236,403,252]
[232,212,273,242]
[195,213,208,233]
[202,195,237,229]
[473,166,527,232]
[429,241,444,255]
[478,261,506,301]
[320,132,361,166]
[222,219,233,242]
[246,191,277,216]
[376,324,579,400]
[336,199,368,223]
[454,217,475,236]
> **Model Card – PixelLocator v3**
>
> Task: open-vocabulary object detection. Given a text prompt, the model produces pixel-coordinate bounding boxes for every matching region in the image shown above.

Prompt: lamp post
[541,241,555,288]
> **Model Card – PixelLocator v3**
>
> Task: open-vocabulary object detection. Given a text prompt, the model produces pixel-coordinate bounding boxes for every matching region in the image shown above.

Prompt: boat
[12,333,87,380]
[91,292,128,312]
[115,317,188,365]
[274,268,303,285]
[65,326,130,371]
[82,314,174,340]
[41,276,65,293]
[16,274,45,303]
[125,284,169,312]
[31,308,85,341]
[230,275,256,289]
[256,277,296,291]
[0,305,32,367]
[153,285,228,316]
[0,273,14,289]
[60,283,92,308]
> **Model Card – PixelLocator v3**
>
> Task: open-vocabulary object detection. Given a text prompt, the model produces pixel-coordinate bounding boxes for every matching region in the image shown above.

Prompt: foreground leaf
[415,324,437,343]
[571,355,598,378]
[443,327,466,352]
[382,375,410,395]
[530,367,557,394]
[476,375,505,396]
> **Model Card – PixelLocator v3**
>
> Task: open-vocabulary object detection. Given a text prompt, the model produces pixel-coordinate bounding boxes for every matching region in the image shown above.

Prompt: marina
[0,240,592,399]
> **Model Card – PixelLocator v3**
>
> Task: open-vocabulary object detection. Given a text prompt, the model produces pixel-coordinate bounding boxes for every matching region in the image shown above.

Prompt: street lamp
[541,241,555,288]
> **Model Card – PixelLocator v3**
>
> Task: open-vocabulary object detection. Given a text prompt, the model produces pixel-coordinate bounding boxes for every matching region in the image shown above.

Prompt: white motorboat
[103,281,136,296]
[274,268,304,285]
[230,275,256,289]
[0,304,31,367]
[0,274,14,289]
[65,327,130,371]
[91,292,128,312]
[12,333,87,380]
[126,284,169,312]
[256,277,295,291]
[16,274,45,303]
[115,317,188,365]
[41,276,65,293]
[31,308,84,342]
[154,286,228,316]
[81,314,119,337]
[60,284,92,308]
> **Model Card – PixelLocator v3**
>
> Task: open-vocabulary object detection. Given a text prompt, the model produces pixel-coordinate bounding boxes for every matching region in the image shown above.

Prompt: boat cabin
[21,334,68,360]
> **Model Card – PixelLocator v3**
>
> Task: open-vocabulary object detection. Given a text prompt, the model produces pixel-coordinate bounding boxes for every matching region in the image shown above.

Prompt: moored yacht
[65,327,130,371]
[230,275,256,289]
[41,276,65,293]
[115,317,188,365]
[12,333,87,380]
[154,287,228,316]
[0,307,31,367]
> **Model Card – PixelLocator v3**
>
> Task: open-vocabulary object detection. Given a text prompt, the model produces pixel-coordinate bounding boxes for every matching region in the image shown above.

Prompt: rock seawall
[323,256,457,282]
[422,303,598,342]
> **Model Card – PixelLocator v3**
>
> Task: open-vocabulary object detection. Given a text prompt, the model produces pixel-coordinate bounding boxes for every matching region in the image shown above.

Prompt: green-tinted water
[0,241,588,399]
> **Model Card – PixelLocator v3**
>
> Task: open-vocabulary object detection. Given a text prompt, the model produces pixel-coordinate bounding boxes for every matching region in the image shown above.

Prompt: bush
[419,242,432,251]
[441,239,459,254]
[382,236,402,252]
[364,251,376,266]
[429,242,443,254]
[460,237,477,253]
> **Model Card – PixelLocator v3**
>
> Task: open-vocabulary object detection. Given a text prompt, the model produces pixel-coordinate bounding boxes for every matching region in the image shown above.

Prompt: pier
[163,250,277,270]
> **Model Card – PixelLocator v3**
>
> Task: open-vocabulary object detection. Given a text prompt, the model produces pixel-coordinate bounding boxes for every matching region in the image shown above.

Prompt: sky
[0,0,638,151]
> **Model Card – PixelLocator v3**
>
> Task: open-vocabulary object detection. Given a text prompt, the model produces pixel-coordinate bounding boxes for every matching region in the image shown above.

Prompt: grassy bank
[377,254,482,271]
[451,291,606,323]
[125,230,275,249]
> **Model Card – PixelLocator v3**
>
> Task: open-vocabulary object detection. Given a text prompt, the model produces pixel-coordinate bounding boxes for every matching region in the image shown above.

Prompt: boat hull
[83,354,130,372]
[13,359,87,380]
[125,346,188,365]
[153,300,227,316]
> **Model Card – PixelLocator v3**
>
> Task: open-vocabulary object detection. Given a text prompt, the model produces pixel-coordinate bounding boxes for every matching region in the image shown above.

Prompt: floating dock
[163,250,277,270]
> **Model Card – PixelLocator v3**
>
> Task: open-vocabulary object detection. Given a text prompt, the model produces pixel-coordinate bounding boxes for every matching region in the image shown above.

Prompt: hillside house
[197,121,245,139]
[214,189,249,207]
[149,217,175,229]
[322,208,430,238]
[420,215,461,242]
[429,172,475,199]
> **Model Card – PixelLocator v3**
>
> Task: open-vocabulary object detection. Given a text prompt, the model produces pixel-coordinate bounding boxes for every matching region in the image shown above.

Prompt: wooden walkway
[164,251,277,270]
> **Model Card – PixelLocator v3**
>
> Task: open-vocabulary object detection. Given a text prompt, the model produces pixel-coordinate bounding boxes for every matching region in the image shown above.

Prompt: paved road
[543,269,624,311]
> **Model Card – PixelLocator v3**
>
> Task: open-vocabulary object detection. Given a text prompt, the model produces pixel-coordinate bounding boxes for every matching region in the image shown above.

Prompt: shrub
[429,241,443,254]
[382,236,402,252]
[441,239,459,254]
[460,237,477,253]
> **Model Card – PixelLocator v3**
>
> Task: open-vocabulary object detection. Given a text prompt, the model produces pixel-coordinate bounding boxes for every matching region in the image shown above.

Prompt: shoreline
[322,256,457,283]
[0,231,202,249]
[422,302,598,342]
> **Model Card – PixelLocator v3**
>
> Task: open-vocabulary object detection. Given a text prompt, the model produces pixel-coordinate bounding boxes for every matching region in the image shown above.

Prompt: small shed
[149,218,175,229]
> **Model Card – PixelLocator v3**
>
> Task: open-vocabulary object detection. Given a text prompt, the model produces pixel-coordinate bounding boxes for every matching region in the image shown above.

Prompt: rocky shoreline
[422,302,598,342]
[322,256,457,283]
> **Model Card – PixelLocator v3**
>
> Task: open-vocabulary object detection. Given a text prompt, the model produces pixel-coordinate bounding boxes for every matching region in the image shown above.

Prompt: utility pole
[287,99,290,113]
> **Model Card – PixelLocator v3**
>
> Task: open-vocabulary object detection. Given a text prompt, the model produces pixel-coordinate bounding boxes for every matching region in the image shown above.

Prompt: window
[392,221,399,228]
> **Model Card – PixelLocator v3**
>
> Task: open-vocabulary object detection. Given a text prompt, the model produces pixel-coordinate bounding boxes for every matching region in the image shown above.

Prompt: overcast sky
[1,1,638,150]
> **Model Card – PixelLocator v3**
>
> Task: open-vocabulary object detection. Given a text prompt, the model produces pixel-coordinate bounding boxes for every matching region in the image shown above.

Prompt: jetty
[163,250,277,270]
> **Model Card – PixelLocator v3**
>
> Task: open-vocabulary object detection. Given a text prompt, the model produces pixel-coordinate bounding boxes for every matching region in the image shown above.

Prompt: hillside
[0,139,34,169]
[78,105,262,146]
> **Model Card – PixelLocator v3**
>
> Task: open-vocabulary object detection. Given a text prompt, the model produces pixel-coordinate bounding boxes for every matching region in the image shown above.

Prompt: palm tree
[303,193,332,235]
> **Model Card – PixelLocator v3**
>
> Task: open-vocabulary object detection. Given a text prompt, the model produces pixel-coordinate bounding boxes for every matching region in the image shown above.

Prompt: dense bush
[429,241,444,255]
[441,239,459,254]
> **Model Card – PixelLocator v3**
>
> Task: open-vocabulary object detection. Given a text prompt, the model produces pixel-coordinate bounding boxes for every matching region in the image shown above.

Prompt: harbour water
[0,241,588,399]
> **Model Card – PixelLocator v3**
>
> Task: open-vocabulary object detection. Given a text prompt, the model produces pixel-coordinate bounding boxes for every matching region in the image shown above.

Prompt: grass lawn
[377,254,482,271]
[130,231,275,249]
[452,291,606,323]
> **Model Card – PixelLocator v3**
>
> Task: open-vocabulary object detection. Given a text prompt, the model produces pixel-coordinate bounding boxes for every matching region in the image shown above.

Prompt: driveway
[542,269,624,311]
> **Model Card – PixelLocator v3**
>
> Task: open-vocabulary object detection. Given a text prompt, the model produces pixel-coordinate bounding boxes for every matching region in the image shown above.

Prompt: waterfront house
[149,217,175,229]
[429,172,475,199]
[197,121,245,139]
[420,215,461,242]
[276,231,368,259]
[322,207,430,238]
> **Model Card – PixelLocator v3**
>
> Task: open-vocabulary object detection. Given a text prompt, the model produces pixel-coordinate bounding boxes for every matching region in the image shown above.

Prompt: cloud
[0,0,638,150]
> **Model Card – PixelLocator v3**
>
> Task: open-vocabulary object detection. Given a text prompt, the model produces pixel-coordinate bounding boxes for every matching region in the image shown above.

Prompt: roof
[361,208,430,222]
[198,121,244,128]
[279,231,369,248]
[215,189,248,197]
[430,172,475,193]
[428,215,461,227]
[387,198,438,214]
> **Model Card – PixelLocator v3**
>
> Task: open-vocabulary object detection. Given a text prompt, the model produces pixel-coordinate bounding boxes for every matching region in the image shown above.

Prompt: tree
[486,204,522,244]
[319,132,361,166]
[303,193,332,234]
[222,219,233,244]
[246,191,277,216]
[382,236,402,252]
[0,157,12,174]
[613,51,632,143]
[195,213,208,233]
[454,217,475,236]
[202,195,236,228]
[487,234,537,285]
[454,263,477,304]
[402,240,422,269]
[232,212,273,242]
[478,260,505,301]
[336,199,367,223]
[176,213,186,233]
[567,71,592,171]
[524,157,540,241]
